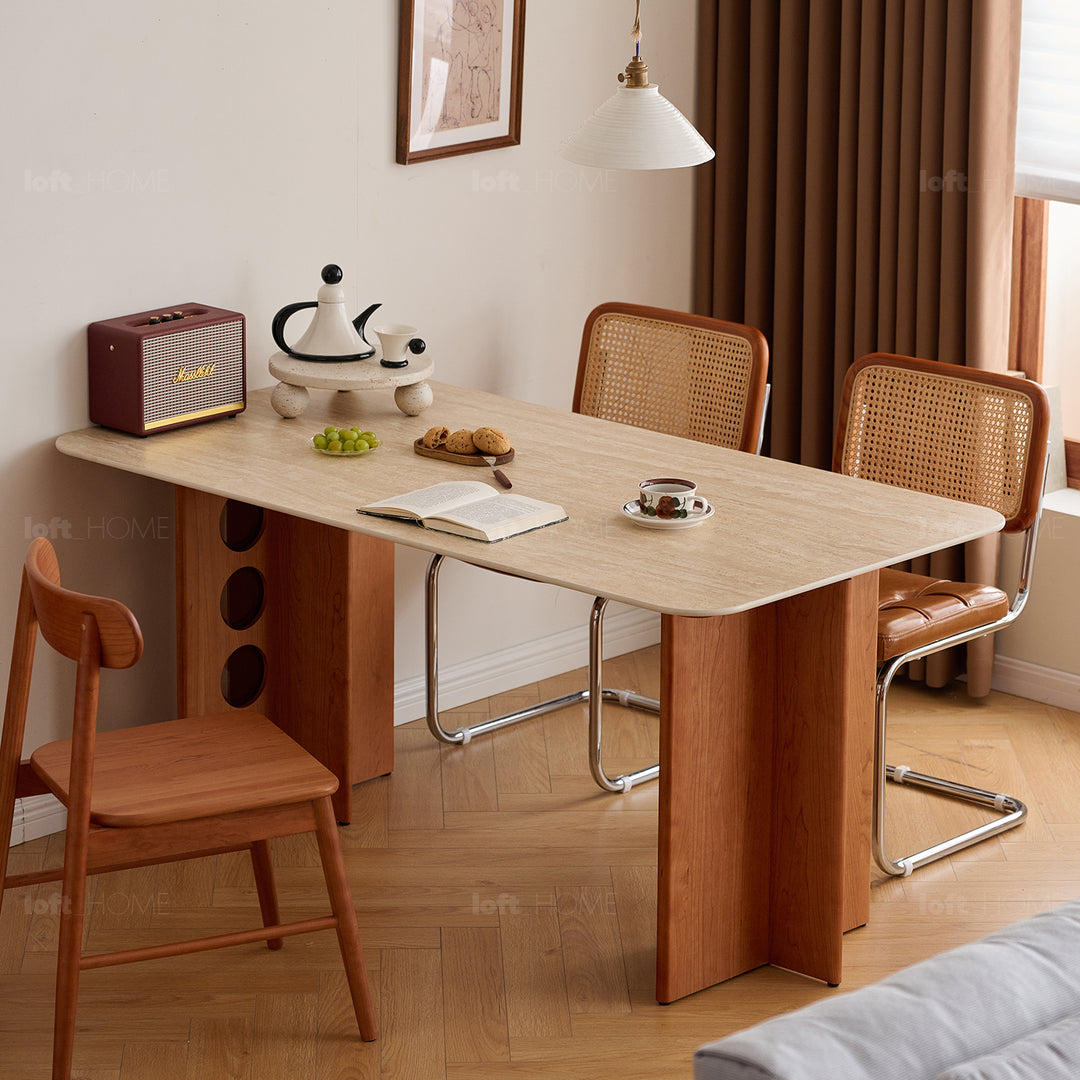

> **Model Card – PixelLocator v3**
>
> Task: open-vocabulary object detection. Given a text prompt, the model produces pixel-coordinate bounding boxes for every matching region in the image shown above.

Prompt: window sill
[1044,486,1080,514]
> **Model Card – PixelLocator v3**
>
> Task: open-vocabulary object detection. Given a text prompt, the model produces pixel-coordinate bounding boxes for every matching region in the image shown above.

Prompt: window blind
[1016,0,1080,205]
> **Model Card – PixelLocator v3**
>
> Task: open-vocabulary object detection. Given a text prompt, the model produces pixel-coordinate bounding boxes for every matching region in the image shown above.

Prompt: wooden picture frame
[396,0,525,165]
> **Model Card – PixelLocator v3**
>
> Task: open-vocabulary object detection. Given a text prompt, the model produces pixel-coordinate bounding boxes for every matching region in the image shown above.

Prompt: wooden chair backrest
[1,540,143,863]
[833,353,1051,533]
[572,302,770,454]
[22,537,143,669]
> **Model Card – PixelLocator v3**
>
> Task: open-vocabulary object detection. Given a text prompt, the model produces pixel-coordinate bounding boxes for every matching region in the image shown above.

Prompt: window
[1016,0,1080,205]
[1015,0,1080,487]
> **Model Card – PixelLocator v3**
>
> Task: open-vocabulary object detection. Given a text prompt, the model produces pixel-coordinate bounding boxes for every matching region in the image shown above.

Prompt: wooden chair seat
[31,712,338,828]
[877,567,1010,663]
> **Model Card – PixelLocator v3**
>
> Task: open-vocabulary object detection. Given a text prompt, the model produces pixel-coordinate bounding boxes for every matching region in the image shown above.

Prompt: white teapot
[271,264,381,362]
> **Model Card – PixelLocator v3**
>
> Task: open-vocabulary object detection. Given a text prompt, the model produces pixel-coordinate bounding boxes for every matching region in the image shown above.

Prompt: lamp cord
[632,0,641,55]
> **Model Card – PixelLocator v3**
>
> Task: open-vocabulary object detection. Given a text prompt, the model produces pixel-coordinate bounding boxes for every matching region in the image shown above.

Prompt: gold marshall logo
[172,363,216,383]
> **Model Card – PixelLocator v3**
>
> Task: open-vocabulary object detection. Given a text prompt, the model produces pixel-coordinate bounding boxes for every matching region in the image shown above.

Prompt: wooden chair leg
[312,796,378,1041]
[249,840,283,951]
[53,858,89,1079]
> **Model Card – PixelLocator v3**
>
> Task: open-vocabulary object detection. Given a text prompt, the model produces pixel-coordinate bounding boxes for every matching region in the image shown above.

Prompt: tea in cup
[638,478,710,520]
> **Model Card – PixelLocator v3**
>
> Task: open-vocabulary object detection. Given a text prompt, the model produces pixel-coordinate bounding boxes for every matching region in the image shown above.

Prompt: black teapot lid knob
[321,264,343,285]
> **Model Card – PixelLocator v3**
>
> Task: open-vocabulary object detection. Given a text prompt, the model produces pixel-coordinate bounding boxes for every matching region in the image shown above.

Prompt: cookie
[472,426,511,455]
[445,428,478,454]
[421,425,450,449]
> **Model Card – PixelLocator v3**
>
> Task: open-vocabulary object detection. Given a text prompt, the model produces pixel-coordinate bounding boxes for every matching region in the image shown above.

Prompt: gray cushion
[935,1012,1080,1080]
[694,899,1080,1080]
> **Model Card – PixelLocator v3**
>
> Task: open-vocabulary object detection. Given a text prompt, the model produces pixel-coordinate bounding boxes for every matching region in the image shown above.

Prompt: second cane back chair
[834,353,1051,876]
[425,302,770,792]
[0,539,378,1079]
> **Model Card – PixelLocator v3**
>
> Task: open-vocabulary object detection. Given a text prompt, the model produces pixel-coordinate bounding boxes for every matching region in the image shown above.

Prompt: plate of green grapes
[312,425,380,456]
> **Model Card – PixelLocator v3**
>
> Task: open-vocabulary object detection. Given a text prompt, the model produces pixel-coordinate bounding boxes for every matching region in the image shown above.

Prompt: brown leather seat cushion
[877,568,1009,663]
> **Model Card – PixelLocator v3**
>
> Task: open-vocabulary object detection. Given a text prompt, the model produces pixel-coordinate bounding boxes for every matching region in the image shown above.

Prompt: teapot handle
[272,301,318,358]
[353,302,382,349]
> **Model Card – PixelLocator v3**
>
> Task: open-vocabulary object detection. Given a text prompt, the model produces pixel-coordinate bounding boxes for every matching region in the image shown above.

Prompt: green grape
[323,425,338,437]
[312,434,328,450]
[327,439,343,453]
[354,438,370,451]
[361,431,379,447]
[347,428,362,442]
[342,439,357,452]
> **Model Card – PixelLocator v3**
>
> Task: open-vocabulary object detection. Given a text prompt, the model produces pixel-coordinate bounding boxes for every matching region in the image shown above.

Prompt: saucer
[621,501,714,530]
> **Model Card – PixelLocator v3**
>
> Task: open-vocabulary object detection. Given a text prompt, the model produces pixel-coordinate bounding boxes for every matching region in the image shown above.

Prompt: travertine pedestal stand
[268,350,434,418]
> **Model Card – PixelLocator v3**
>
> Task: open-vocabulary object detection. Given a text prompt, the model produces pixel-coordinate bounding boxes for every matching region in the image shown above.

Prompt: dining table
[55,378,1004,1003]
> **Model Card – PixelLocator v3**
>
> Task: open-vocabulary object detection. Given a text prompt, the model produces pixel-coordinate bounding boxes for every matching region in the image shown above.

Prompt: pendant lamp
[561,1,715,171]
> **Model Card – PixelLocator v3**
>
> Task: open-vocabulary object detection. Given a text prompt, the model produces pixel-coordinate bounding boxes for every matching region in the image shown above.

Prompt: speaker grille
[142,320,245,428]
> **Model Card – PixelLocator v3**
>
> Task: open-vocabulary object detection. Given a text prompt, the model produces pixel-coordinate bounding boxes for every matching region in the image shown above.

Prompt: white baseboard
[992,655,1080,712]
[9,793,66,848]
[393,605,661,725]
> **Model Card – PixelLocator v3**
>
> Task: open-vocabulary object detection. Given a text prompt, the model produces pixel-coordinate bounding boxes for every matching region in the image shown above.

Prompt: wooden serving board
[413,438,514,466]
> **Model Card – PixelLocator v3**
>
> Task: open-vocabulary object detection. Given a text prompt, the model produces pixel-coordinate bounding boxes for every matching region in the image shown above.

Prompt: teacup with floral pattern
[638,478,710,520]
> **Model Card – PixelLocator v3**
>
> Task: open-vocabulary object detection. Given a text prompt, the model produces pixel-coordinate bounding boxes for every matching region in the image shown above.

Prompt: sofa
[694,898,1080,1080]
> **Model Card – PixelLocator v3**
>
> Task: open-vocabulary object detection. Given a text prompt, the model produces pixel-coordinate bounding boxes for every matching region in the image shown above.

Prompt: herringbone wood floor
[3,645,1080,1079]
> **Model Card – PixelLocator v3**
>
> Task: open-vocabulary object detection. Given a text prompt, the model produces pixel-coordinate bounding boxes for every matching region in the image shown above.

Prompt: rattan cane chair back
[833,353,1051,878]
[425,303,770,793]
[834,354,1047,531]
[574,303,768,454]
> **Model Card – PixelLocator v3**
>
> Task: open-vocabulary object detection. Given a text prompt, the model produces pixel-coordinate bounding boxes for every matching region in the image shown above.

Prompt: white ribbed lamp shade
[561,84,715,170]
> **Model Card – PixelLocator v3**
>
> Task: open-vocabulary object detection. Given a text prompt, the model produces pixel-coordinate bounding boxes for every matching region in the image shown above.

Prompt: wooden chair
[425,302,770,791]
[834,353,1051,876]
[0,538,377,1080]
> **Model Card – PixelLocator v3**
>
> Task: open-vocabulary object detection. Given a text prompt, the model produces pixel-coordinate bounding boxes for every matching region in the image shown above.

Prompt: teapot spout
[354,302,382,347]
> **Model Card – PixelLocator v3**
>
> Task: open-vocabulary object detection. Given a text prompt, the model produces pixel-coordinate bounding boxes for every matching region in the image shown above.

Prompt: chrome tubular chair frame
[834,353,1052,878]
[873,500,1043,876]
[422,303,769,793]
[425,556,660,792]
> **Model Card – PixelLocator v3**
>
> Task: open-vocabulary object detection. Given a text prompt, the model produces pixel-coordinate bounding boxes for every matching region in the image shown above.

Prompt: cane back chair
[425,302,770,792]
[834,353,1051,876]
[0,539,377,1079]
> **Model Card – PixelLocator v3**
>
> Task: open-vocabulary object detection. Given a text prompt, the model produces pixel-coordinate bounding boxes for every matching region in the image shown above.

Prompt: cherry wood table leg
[175,488,395,824]
[656,602,775,1003]
[656,573,876,1003]
[768,572,876,978]
[266,511,394,823]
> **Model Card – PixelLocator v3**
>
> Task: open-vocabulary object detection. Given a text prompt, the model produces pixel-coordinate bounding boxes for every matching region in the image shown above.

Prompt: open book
[357,481,568,542]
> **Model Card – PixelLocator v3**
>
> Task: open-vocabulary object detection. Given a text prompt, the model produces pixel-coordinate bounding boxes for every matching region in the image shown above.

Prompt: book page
[435,493,560,529]
[362,481,495,518]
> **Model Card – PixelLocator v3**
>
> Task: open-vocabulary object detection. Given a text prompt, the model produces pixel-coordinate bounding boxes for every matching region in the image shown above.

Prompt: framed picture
[396,0,526,165]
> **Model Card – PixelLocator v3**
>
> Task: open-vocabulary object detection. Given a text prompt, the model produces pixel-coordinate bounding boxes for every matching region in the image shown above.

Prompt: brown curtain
[694,0,1021,695]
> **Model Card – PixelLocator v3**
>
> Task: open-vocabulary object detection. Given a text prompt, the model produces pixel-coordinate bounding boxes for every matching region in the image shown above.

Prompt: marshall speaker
[88,304,246,435]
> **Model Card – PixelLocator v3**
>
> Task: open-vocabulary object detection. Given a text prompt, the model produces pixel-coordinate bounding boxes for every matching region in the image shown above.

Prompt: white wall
[1,1,699,752]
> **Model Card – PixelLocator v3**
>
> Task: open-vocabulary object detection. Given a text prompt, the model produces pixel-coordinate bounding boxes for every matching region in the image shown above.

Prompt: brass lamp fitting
[618,54,650,88]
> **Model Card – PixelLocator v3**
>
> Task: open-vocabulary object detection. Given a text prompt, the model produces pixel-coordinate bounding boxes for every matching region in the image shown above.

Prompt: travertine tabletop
[56,381,1003,617]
